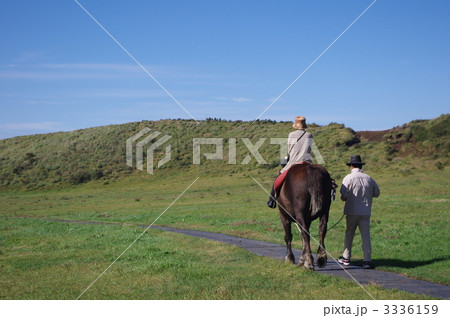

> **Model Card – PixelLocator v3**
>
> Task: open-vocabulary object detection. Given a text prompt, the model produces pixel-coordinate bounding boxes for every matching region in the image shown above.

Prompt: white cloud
[13,51,49,63]
[41,63,140,71]
[0,70,127,80]
[0,63,213,81]
[215,97,251,103]
[231,97,251,103]
[76,88,166,99]
[0,63,142,80]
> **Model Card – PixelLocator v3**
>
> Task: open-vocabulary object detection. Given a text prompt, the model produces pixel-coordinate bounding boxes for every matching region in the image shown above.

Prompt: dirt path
[30,217,450,299]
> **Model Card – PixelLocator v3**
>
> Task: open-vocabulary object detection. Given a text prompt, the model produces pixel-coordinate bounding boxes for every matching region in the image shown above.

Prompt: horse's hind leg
[280,214,295,264]
[316,212,329,268]
[298,218,314,270]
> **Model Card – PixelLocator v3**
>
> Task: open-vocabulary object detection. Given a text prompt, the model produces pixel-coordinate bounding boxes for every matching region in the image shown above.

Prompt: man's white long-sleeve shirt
[340,168,380,216]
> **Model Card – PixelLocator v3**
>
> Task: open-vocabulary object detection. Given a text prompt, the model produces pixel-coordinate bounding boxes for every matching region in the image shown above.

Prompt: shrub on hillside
[69,171,92,184]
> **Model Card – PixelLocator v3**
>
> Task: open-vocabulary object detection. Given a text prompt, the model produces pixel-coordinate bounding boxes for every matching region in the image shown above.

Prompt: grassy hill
[0,114,448,190]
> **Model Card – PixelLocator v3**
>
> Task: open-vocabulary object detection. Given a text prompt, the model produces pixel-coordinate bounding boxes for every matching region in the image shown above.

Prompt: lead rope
[294,213,345,237]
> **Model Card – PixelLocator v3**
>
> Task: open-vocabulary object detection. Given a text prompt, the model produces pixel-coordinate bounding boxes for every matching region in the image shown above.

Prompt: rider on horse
[267,116,314,208]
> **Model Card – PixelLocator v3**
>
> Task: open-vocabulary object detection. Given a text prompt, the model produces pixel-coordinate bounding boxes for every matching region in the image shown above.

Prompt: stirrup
[331,178,338,201]
[331,178,338,189]
[267,199,277,209]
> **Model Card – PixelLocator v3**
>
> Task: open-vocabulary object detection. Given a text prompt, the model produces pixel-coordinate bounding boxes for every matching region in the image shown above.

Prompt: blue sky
[0,0,449,139]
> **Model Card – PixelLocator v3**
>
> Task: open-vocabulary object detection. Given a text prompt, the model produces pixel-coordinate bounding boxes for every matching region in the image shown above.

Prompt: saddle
[274,161,310,193]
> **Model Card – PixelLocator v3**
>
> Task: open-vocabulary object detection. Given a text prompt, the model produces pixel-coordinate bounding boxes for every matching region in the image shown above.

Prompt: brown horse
[277,163,332,270]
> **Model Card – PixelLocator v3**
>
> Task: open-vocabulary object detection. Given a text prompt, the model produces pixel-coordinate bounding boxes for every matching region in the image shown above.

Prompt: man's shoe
[338,256,350,266]
[267,198,277,209]
[362,261,372,269]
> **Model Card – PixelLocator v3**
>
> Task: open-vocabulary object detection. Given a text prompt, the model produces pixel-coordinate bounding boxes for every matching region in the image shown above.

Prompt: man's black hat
[346,155,365,166]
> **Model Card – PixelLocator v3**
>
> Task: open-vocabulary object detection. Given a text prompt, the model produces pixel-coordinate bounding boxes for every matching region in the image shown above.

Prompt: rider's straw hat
[292,116,307,130]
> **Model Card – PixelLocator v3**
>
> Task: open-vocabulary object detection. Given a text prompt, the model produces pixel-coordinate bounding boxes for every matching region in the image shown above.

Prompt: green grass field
[1,166,448,299]
[0,217,431,300]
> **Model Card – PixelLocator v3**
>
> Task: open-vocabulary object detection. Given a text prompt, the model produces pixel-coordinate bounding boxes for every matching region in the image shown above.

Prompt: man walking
[338,155,380,269]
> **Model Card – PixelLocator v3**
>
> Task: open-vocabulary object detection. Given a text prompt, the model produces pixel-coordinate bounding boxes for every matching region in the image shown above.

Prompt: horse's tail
[307,166,331,217]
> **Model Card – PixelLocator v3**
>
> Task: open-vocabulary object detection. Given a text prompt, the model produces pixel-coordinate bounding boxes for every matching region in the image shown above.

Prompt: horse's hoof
[302,258,315,270]
[285,255,295,264]
[303,263,315,271]
[317,256,327,268]
[298,261,314,270]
